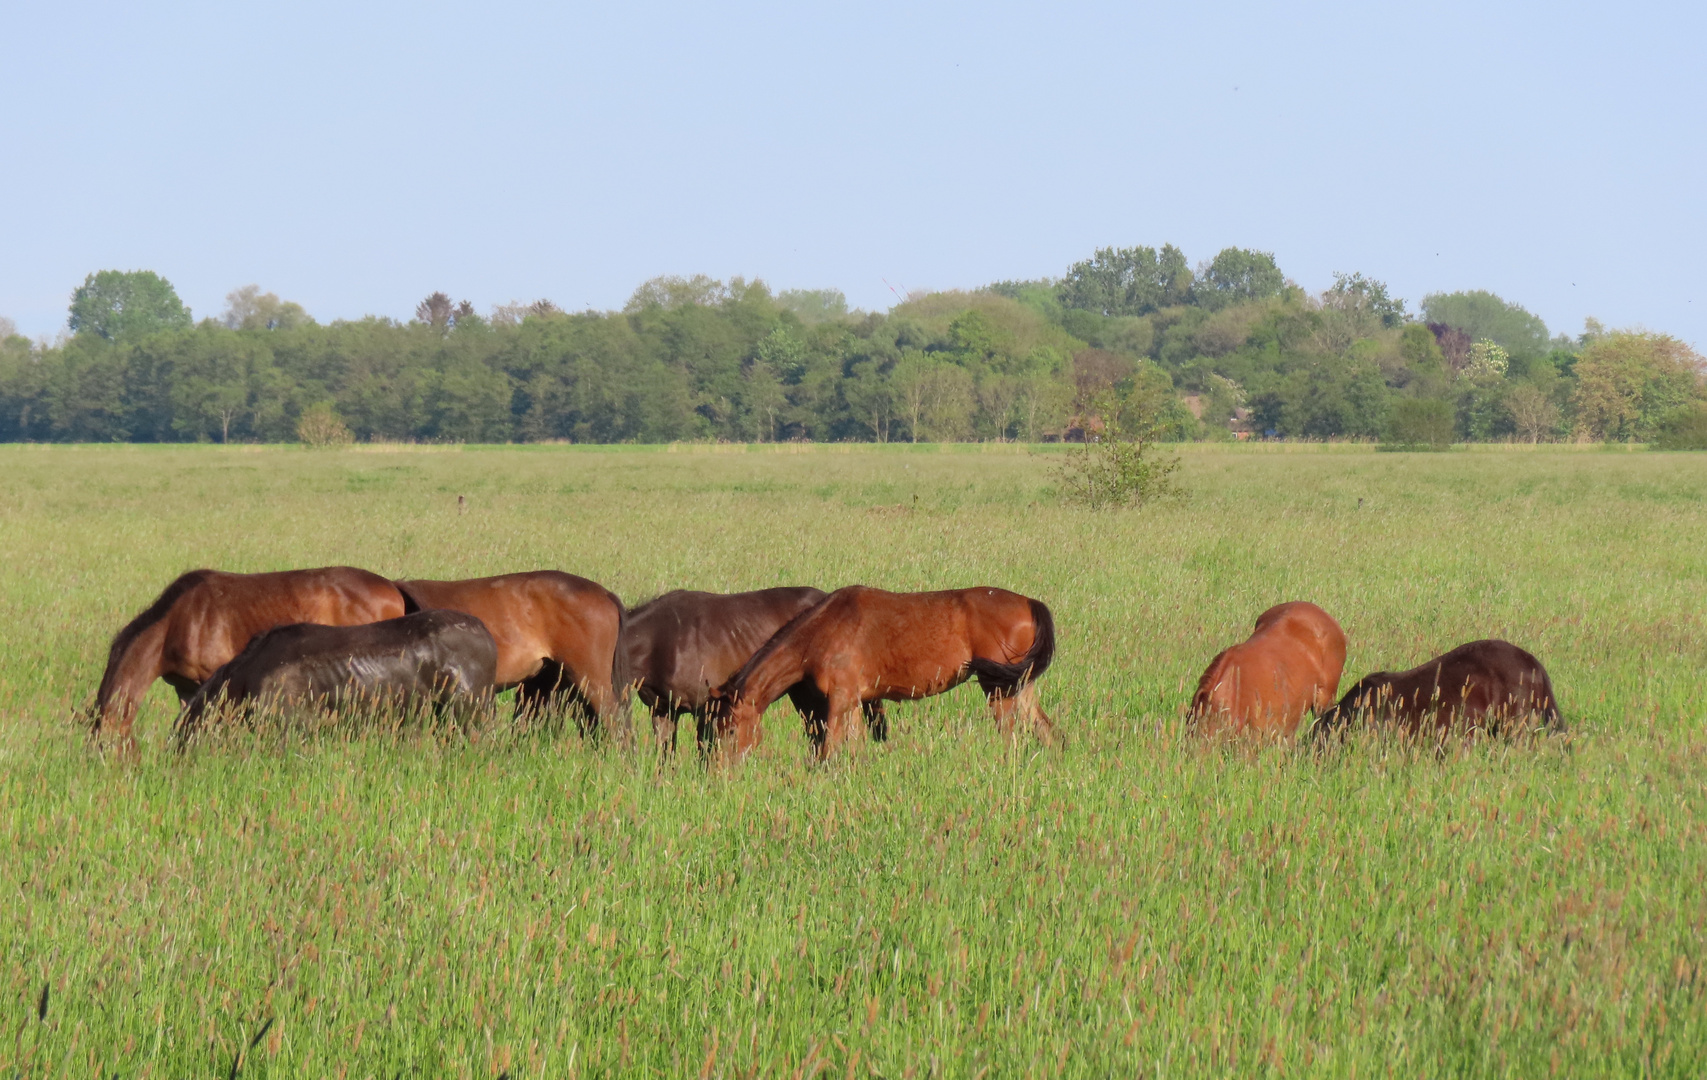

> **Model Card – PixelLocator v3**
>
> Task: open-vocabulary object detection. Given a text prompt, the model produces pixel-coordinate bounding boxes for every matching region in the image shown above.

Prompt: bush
[297,403,354,447]
[1653,401,1707,450]
[1384,398,1454,450]
[1055,389,1181,509]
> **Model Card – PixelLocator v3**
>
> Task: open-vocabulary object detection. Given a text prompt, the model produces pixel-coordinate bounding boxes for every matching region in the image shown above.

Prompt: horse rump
[966,598,1056,693]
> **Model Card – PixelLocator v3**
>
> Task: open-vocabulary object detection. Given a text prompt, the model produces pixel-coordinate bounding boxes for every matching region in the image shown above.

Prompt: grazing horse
[1189,601,1347,737]
[1310,639,1563,739]
[173,610,499,745]
[621,587,887,753]
[93,567,411,741]
[395,571,628,737]
[707,586,1058,762]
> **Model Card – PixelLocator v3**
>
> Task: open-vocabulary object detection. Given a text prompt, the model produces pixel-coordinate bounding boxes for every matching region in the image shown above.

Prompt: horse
[1310,639,1563,740]
[620,587,887,754]
[394,571,628,739]
[92,566,412,741]
[173,610,499,746]
[1189,601,1347,738]
[706,585,1058,762]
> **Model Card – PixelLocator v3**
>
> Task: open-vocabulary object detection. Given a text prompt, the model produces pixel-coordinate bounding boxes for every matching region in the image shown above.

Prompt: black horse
[174,609,499,745]
[1310,639,1563,739]
[620,587,886,753]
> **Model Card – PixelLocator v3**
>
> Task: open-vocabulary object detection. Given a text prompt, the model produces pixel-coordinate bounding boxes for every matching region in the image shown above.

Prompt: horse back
[624,587,827,708]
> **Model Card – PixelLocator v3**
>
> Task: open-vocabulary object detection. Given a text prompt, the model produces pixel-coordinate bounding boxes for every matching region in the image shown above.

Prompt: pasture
[2,442,1705,1077]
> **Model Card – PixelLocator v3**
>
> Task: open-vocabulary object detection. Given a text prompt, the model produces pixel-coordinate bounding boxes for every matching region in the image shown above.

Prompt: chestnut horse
[708,586,1057,762]
[1189,601,1347,737]
[92,566,411,740]
[174,610,499,745]
[395,571,628,737]
[1310,639,1563,739]
[621,587,886,753]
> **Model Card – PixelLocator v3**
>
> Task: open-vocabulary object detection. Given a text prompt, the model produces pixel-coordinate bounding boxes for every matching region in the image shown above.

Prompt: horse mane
[96,569,216,707]
[721,591,833,697]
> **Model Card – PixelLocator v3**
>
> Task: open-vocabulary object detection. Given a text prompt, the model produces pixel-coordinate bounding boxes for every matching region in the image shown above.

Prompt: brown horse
[395,571,628,737]
[1189,601,1347,738]
[707,586,1058,762]
[93,566,411,740]
[174,610,499,746]
[621,587,886,753]
[1310,639,1563,739]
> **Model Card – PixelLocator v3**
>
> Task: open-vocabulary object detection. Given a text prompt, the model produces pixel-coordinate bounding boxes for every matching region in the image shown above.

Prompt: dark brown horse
[173,610,499,745]
[1310,639,1563,739]
[93,566,411,740]
[707,586,1058,762]
[1190,601,1347,738]
[395,571,628,737]
[621,587,886,753]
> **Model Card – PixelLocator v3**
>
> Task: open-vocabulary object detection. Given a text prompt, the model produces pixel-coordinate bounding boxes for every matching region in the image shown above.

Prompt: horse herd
[89,567,1564,757]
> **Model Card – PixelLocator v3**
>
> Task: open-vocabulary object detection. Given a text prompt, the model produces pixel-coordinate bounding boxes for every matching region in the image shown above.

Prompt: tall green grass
[2,444,1704,1076]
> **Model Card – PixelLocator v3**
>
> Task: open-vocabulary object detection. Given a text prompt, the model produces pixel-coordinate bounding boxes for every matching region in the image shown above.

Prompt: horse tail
[92,569,212,730]
[969,597,1056,692]
[608,590,632,698]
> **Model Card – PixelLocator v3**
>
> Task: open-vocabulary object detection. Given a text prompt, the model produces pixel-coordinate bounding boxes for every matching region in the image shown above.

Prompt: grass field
[2,442,1705,1077]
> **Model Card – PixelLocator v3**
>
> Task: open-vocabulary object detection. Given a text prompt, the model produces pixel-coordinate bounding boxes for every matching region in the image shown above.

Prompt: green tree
[776,288,848,325]
[1058,244,1193,317]
[1196,248,1284,311]
[222,285,314,331]
[1420,291,1550,359]
[68,270,192,341]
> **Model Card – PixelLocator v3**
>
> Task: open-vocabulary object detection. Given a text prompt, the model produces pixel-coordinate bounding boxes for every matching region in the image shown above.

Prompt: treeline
[2,252,1704,446]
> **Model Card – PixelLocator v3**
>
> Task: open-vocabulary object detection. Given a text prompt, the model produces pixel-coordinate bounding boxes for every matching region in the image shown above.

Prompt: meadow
[1,442,1705,1077]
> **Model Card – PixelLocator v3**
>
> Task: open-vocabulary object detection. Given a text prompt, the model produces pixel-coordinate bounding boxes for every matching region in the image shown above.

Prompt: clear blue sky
[3,1,1703,346]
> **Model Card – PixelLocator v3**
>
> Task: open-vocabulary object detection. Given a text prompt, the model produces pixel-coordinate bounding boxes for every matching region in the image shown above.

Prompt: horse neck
[734,636,808,713]
[95,618,169,725]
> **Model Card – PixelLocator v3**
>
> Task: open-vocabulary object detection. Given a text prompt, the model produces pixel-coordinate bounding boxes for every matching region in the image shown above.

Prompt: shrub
[1384,398,1455,450]
[1055,389,1181,509]
[297,403,354,447]
[1653,401,1707,450]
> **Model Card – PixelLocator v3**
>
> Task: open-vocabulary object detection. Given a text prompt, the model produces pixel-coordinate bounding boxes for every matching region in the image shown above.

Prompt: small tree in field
[297,402,353,447]
[1054,386,1180,510]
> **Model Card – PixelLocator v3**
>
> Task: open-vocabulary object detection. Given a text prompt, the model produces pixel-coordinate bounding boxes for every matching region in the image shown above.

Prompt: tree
[68,270,191,341]
[1058,244,1192,317]
[1322,272,1405,329]
[1506,383,1560,443]
[0,316,16,341]
[1572,332,1706,441]
[1420,291,1550,359]
[297,402,353,446]
[222,285,314,331]
[1196,248,1284,311]
[777,288,848,324]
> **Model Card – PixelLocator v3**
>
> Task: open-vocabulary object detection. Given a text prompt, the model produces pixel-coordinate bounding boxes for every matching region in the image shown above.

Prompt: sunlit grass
[2,443,1704,1076]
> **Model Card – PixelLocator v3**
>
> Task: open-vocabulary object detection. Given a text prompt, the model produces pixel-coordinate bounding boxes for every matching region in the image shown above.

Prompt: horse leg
[516,659,566,729]
[652,703,678,755]
[819,690,866,762]
[863,700,888,742]
[984,681,1060,748]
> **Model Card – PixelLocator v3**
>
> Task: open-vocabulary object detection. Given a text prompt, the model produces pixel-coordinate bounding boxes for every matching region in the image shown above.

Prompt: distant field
[2,443,1705,1077]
